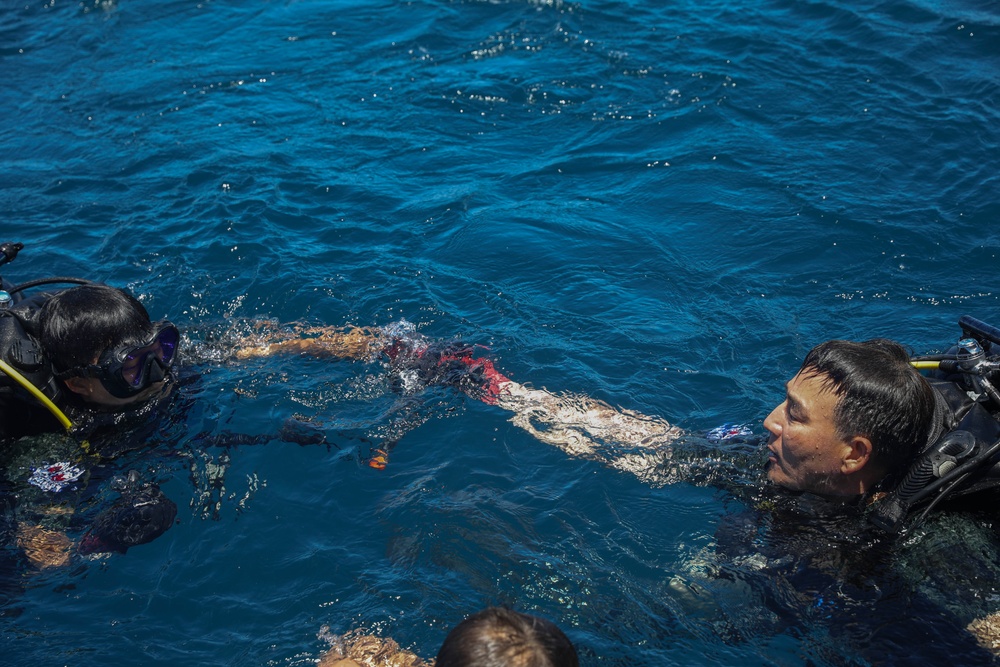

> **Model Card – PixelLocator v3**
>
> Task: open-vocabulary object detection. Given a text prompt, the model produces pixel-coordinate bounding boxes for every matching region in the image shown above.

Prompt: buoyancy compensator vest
[0,241,96,435]
[0,292,63,405]
[871,316,1000,533]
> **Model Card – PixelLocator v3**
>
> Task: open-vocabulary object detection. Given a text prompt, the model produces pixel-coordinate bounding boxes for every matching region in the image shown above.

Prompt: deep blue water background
[2,0,999,664]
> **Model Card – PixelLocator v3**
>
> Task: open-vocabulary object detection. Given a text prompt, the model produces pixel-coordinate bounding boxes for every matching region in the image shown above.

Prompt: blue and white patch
[28,461,85,493]
[706,423,754,442]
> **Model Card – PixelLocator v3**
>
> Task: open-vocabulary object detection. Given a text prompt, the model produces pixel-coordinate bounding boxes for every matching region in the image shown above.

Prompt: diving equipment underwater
[871,315,1000,534]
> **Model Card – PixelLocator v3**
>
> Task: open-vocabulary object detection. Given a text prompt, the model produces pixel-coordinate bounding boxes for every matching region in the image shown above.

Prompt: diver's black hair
[435,607,579,667]
[38,284,154,371]
[799,338,936,481]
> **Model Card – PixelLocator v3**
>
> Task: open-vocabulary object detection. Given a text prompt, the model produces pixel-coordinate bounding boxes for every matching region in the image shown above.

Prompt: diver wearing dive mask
[54,321,179,399]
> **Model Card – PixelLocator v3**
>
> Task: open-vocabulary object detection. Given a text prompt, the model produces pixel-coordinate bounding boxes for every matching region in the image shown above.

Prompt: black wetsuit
[696,477,1000,666]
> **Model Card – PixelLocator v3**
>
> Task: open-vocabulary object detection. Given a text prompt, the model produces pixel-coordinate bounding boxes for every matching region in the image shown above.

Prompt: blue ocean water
[2,0,999,664]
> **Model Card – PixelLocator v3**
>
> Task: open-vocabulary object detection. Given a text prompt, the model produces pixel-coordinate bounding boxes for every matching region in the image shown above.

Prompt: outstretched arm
[381,340,683,473]
[233,325,388,361]
[491,378,763,492]
[493,379,683,478]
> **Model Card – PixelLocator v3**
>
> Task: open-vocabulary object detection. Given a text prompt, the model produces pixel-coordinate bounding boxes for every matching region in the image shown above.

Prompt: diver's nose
[763,402,784,440]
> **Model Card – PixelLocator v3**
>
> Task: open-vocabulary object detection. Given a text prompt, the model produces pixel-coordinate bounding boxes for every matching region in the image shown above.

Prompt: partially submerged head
[40,284,177,407]
[764,338,935,497]
[435,607,579,667]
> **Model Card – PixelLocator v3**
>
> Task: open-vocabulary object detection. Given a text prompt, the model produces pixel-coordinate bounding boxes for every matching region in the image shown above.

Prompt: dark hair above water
[435,607,579,667]
[39,284,154,371]
[799,338,936,480]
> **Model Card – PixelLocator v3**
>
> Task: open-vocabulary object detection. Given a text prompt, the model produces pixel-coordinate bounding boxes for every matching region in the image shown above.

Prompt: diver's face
[763,371,851,495]
[70,376,169,407]
[76,378,167,407]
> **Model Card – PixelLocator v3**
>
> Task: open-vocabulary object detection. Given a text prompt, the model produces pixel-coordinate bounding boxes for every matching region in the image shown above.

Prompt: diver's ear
[62,376,94,397]
[841,436,873,474]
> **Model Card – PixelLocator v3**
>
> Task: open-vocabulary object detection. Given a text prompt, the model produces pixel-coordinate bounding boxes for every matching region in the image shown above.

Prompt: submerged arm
[233,325,388,361]
[491,379,685,480]
[493,378,763,490]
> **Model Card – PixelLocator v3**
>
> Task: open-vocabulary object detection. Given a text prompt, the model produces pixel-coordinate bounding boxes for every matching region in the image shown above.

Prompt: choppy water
[2,0,999,664]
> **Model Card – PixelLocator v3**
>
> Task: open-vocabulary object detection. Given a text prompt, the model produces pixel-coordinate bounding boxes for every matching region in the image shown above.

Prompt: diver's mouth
[766,445,779,468]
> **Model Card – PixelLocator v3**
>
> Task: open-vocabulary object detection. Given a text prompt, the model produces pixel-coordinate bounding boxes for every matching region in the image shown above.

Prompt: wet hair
[435,607,579,667]
[39,284,154,371]
[798,338,935,478]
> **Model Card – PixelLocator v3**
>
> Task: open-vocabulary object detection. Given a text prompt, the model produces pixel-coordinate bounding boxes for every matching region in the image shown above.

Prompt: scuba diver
[0,242,380,573]
[486,322,1000,662]
[0,242,182,570]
